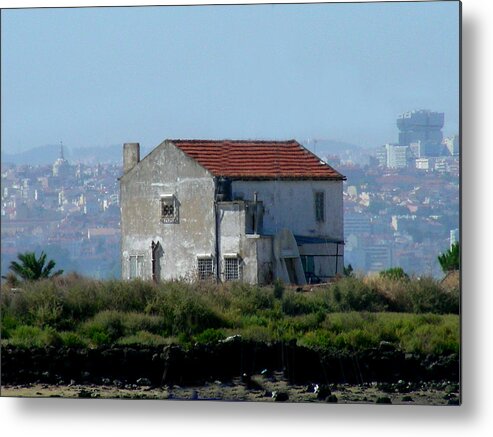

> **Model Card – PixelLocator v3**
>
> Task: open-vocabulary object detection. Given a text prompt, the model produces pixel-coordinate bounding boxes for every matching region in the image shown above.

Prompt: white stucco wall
[231,180,343,240]
[120,142,216,280]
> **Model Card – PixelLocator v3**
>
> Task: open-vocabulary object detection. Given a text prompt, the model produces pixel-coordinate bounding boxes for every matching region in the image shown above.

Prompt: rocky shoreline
[1,339,460,404]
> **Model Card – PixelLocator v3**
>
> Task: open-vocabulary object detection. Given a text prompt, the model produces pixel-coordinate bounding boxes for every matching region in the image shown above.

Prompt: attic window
[160,195,178,223]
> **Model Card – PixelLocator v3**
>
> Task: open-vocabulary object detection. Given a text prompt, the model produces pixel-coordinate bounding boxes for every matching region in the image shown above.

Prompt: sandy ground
[1,372,460,405]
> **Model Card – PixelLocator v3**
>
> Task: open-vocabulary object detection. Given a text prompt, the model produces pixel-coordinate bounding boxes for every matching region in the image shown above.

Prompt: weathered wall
[216,202,274,284]
[217,202,257,283]
[231,180,344,241]
[120,141,216,280]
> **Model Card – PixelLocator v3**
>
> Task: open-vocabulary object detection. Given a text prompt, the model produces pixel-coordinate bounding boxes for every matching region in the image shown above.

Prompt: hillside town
[1,111,459,280]
[1,146,121,278]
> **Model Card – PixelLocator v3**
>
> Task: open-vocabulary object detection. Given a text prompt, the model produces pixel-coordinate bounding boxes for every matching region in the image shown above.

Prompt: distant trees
[5,251,63,282]
[438,242,460,273]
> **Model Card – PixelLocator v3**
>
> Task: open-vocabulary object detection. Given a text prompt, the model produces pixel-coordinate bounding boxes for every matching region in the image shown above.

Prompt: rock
[316,384,331,400]
[445,384,459,394]
[306,383,318,393]
[326,394,338,403]
[272,391,289,402]
[378,383,394,393]
[136,377,151,386]
[222,335,242,343]
[78,389,92,398]
[376,396,392,404]
[241,373,263,390]
[378,341,396,352]
[395,380,410,393]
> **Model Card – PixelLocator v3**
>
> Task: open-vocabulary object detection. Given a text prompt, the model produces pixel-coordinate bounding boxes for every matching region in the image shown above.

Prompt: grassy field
[0,274,459,355]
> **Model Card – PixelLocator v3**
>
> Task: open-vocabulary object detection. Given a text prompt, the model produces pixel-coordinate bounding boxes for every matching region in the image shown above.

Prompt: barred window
[224,257,240,281]
[315,191,325,222]
[129,255,144,279]
[161,195,178,223]
[197,257,213,280]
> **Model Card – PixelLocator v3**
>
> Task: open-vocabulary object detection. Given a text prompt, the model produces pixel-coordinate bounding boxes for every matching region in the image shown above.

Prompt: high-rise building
[385,143,409,169]
[444,135,460,156]
[450,228,459,248]
[397,110,444,156]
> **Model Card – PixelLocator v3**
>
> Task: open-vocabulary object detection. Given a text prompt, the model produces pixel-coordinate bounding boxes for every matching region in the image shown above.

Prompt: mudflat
[1,371,460,405]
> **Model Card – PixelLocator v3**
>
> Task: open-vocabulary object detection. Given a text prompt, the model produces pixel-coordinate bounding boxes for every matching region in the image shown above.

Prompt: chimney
[123,143,140,174]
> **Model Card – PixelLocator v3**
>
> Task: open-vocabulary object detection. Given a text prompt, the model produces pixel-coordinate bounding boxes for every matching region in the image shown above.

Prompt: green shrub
[59,331,88,347]
[299,330,337,349]
[379,267,409,281]
[229,283,275,314]
[407,278,459,314]
[194,328,226,344]
[273,279,285,299]
[8,325,61,348]
[282,291,319,316]
[0,313,19,339]
[117,331,170,347]
[330,277,390,312]
[79,311,125,345]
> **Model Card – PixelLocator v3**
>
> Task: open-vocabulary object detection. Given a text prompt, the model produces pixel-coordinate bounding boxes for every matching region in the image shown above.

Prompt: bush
[79,311,125,345]
[407,278,459,314]
[117,331,170,347]
[59,331,88,347]
[194,328,226,344]
[379,267,409,281]
[331,277,390,312]
[230,283,275,314]
[282,291,321,316]
[8,325,61,348]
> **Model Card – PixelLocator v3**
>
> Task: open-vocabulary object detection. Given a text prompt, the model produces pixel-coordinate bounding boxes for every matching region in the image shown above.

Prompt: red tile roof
[170,139,345,180]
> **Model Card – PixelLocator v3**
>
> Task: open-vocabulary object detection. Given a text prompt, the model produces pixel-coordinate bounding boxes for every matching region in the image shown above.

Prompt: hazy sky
[1,1,460,153]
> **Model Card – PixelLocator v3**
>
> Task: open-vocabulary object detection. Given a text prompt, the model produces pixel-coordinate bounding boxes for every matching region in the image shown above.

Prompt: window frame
[224,256,241,281]
[197,256,214,280]
[314,191,325,222]
[160,194,178,224]
[128,254,144,279]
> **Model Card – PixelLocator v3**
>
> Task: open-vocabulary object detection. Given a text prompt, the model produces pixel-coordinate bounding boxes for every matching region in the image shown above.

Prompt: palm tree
[7,251,63,281]
[438,242,460,273]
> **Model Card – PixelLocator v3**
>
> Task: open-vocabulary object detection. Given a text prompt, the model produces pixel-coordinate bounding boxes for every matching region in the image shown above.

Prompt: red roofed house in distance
[119,139,346,285]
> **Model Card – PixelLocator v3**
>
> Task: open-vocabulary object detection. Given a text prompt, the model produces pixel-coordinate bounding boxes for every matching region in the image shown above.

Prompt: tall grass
[0,275,459,354]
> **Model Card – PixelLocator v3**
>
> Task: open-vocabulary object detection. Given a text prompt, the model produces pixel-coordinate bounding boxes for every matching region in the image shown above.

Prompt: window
[224,257,240,281]
[129,255,144,279]
[160,195,178,223]
[315,191,325,222]
[197,257,214,280]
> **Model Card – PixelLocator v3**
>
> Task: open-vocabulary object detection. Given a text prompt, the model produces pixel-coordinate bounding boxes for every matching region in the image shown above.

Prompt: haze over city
[2,2,459,153]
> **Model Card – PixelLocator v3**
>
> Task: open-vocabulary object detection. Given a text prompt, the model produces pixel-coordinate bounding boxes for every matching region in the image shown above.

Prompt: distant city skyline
[1,1,460,154]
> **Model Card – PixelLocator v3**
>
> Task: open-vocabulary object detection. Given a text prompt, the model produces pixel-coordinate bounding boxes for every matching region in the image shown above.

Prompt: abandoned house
[120,139,345,285]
